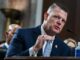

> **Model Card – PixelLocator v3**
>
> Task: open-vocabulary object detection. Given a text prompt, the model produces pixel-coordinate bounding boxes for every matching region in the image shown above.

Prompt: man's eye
[53,15,58,18]
[62,19,66,23]
[53,15,60,19]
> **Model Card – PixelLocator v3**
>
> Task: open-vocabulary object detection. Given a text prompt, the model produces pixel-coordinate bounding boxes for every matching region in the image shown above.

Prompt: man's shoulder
[15,25,41,35]
[18,25,41,31]
[55,36,63,42]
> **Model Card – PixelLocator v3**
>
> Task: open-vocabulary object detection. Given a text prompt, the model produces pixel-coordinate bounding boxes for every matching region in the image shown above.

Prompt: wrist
[33,46,39,52]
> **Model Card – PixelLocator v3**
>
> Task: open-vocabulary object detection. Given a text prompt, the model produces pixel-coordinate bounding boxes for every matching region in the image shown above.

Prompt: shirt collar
[41,25,46,35]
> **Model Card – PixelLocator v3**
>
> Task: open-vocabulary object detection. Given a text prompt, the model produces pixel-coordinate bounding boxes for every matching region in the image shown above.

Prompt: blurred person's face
[5,24,21,44]
[43,5,68,36]
[6,26,15,44]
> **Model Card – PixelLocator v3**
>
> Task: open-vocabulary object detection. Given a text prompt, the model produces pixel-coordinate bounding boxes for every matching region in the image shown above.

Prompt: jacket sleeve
[6,29,29,57]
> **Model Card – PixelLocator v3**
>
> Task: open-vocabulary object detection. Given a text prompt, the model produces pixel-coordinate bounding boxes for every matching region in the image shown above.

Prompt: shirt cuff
[29,47,38,57]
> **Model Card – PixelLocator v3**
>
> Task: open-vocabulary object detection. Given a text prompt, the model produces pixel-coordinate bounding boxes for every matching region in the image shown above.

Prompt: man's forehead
[9,26,13,29]
[9,26,14,31]
[49,6,67,18]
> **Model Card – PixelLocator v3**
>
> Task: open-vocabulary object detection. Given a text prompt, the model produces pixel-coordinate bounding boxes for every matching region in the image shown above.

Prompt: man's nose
[57,17,63,25]
[57,20,62,25]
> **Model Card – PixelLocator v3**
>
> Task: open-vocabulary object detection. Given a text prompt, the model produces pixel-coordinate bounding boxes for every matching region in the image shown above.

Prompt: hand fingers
[42,35,53,41]
[36,35,53,46]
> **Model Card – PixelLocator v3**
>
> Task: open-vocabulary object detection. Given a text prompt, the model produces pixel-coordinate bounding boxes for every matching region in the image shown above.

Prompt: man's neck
[41,25,56,37]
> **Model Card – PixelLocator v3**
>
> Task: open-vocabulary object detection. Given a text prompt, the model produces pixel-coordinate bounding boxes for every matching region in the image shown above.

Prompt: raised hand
[33,35,53,51]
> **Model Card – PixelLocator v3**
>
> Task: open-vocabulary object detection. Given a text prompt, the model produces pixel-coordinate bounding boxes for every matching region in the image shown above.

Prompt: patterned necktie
[43,41,52,57]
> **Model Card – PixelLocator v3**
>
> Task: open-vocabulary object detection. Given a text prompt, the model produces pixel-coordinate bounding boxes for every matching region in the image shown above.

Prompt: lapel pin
[55,45,58,48]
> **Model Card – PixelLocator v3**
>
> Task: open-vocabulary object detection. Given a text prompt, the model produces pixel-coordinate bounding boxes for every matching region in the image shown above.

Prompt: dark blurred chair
[0,48,6,58]
[64,38,77,56]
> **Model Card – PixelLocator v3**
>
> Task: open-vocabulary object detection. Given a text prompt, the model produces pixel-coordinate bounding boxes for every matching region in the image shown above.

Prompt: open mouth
[54,25,60,30]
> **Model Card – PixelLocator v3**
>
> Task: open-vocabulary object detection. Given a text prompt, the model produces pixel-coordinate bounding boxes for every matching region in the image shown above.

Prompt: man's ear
[44,12,48,20]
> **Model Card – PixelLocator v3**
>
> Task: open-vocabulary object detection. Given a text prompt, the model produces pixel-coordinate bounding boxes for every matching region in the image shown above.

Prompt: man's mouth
[54,25,60,30]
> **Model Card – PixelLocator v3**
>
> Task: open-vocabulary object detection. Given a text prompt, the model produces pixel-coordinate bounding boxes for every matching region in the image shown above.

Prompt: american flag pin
[55,45,58,48]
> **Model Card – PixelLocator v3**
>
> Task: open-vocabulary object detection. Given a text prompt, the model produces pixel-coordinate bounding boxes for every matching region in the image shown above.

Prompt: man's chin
[54,31,60,34]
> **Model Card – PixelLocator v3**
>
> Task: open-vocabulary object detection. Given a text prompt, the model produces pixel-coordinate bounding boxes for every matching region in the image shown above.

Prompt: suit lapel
[50,36,60,56]
[33,26,41,39]
[37,36,60,56]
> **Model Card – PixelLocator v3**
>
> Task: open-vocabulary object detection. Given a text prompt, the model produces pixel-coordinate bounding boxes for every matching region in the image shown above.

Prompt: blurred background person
[64,38,77,48]
[0,24,21,58]
[0,24,21,49]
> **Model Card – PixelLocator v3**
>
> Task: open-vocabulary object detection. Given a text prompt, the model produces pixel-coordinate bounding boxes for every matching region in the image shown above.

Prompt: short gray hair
[47,3,69,14]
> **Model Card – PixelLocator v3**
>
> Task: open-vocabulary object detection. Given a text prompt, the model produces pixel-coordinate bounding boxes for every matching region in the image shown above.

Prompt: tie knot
[47,40,52,43]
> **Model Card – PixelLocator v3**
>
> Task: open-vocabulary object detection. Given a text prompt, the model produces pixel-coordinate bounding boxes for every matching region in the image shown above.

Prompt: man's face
[44,6,68,34]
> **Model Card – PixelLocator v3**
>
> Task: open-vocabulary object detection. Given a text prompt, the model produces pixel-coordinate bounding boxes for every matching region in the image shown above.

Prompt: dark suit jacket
[6,26,75,57]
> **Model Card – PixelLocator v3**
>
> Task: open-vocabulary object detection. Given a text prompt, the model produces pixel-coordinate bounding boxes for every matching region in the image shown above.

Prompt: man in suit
[6,2,74,57]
